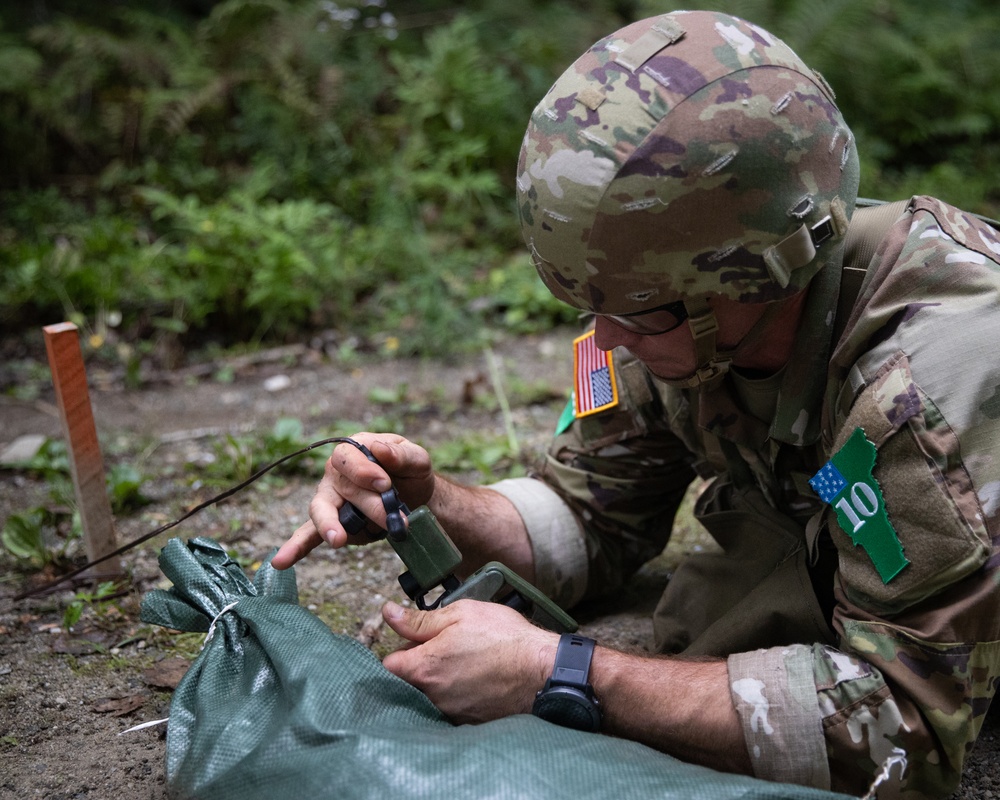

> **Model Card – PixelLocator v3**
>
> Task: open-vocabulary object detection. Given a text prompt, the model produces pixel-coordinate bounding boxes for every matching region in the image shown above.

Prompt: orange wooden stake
[43,322,123,581]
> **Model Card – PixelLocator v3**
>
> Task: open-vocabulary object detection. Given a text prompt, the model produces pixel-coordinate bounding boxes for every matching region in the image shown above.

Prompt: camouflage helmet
[516,10,861,316]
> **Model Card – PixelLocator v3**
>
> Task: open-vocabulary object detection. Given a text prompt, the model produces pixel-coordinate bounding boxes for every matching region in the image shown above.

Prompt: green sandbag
[141,538,854,800]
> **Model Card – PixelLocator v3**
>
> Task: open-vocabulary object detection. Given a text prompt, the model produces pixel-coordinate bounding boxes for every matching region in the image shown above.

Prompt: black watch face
[532,686,601,732]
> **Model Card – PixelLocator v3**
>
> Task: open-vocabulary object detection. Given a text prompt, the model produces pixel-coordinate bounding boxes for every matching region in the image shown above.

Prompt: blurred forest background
[2,0,999,370]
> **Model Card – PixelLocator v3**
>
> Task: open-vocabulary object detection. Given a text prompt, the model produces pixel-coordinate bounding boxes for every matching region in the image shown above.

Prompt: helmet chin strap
[652,297,787,391]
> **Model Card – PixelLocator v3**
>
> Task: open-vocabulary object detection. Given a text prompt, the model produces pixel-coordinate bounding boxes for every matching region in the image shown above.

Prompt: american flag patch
[573,329,618,418]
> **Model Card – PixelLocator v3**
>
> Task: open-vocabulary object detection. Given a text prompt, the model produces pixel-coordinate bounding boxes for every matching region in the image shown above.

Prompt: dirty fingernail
[383,601,404,621]
[374,477,391,492]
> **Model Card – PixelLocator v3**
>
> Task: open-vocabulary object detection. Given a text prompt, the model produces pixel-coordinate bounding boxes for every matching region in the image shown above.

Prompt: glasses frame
[602,299,690,336]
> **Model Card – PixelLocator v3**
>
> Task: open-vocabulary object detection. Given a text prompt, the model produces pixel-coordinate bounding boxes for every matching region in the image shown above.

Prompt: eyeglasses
[602,300,689,336]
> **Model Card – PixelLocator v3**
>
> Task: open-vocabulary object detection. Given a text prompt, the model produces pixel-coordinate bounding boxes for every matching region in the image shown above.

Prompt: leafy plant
[476,253,580,334]
[429,432,524,480]
[0,506,83,567]
[194,417,326,485]
[0,437,148,565]
[14,437,71,482]
[368,384,410,406]
[10,437,147,512]
[62,580,118,631]
[1,509,52,566]
[139,182,357,339]
[107,463,148,512]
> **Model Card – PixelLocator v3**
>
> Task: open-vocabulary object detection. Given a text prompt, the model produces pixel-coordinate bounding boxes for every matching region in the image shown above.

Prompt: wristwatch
[531,633,602,732]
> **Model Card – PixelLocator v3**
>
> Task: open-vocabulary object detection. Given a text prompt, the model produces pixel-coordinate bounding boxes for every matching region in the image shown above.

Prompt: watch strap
[549,633,595,689]
[532,633,601,731]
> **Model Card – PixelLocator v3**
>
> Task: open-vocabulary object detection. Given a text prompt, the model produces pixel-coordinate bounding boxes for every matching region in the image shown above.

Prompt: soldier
[274,11,1000,797]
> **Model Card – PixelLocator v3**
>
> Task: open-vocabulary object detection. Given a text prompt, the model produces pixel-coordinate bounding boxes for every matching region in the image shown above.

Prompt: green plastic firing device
[339,499,576,634]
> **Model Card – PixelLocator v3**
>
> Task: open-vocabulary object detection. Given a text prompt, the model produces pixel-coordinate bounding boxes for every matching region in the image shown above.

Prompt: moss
[62,650,154,676]
[311,600,357,635]
[158,631,206,660]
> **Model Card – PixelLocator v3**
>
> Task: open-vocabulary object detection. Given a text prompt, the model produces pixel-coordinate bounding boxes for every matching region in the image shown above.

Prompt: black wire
[14,436,367,601]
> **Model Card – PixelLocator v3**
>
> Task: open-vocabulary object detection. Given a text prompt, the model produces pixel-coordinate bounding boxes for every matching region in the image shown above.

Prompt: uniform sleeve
[487,476,589,606]
[731,337,1000,797]
[516,346,698,608]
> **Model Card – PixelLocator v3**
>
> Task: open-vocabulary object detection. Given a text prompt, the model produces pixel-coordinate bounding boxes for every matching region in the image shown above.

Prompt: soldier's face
[593,293,804,380]
[593,314,699,379]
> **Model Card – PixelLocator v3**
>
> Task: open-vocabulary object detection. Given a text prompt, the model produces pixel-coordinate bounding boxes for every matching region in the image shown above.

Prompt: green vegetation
[194,416,327,486]
[1,0,997,363]
[429,432,525,481]
[143,628,209,661]
[0,0,595,360]
[311,598,358,634]
[1,437,148,566]
[1,507,69,567]
[62,580,118,630]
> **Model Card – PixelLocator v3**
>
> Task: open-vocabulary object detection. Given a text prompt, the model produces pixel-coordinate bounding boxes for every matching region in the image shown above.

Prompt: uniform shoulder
[909,195,1000,263]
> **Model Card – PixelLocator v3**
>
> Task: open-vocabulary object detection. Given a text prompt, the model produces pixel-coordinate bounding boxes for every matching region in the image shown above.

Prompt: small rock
[263,374,291,392]
[0,434,47,465]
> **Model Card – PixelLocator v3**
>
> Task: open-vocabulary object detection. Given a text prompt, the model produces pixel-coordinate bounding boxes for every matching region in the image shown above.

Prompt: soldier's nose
[593,316,636,351]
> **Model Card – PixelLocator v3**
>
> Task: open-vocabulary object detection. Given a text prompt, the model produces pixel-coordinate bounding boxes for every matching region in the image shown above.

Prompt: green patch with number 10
[809,427,909,584]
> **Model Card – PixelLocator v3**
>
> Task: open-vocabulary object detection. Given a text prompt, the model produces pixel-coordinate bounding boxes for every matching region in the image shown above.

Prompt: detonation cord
[14,436,370,601]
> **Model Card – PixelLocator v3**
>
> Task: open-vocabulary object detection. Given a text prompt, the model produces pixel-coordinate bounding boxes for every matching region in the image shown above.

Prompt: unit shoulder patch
[809,426,909,584]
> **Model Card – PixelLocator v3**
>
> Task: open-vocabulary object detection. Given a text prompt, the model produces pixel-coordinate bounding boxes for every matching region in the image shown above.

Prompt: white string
[119,600,240,737]
[202,600,240,649]
[119,717,170,736]
[862,747,907,799]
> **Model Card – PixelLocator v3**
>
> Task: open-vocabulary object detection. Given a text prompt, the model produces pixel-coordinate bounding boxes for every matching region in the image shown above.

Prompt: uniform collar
[767,246,843,447]
[693,248,843,450]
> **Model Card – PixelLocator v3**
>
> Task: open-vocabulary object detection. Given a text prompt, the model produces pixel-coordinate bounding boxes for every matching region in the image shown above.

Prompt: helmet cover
[517,11,861,314]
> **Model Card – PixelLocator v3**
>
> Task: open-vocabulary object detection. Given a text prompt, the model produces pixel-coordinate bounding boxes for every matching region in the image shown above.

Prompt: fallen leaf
[50,636,102,655]
[92,694,147,717]
[142,656,190,690]
[356,611,385,648]
[49,629,117,655]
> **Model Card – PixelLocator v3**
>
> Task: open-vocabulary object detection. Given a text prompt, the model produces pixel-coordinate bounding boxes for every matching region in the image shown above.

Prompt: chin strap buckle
[693,357,732,390]
[656,355,732,390]
[682,299,731,389]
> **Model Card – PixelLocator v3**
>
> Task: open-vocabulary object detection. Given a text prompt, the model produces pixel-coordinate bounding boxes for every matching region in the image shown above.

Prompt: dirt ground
[1,329,998,799]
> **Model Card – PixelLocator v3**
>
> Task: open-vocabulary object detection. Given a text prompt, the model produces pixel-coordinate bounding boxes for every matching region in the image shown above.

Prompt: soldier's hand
[381,599,558,724]
[272,433,435,569]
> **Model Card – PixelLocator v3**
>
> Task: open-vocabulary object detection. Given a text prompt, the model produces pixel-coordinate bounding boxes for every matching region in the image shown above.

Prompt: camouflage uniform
[490,11,1000,800]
